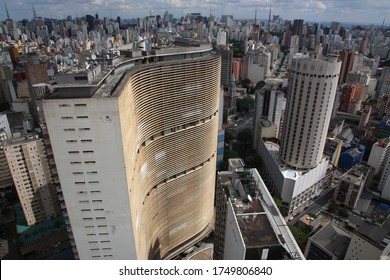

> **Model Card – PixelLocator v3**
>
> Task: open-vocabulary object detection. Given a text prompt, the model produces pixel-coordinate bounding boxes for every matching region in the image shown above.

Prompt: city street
[288,187,335,225]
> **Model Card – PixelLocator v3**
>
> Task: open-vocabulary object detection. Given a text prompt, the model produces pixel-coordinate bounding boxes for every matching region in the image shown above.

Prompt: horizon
[1,0,389,26]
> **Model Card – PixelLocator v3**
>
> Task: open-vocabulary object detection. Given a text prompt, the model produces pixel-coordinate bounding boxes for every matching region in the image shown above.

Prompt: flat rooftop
[46,45,213,100]
[310,222,351,259]
[218,163,304,259]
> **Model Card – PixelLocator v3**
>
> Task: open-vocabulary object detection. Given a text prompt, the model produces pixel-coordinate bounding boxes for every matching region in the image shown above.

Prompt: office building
[367,138,390,175]
[338,49,356,85]
[338,84,356,112]
[4,136,59,225]
[333,164,371,209]
[253,82,285,144]
[256,54,340,215]
[43,45,220,260]
[280,54,341,170]
[214,158,304,260]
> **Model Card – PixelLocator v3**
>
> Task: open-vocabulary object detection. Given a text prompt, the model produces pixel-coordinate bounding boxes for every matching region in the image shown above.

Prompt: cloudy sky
[2,0,389,25]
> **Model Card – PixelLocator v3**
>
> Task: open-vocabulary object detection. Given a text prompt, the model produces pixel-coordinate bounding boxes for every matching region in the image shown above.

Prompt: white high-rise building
[216,30,227,46]
[43,46,220,260]
[280,54,341,170]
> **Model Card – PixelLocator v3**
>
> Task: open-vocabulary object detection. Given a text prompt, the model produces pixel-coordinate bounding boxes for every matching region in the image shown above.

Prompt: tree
[338,208,349,219]
[255,81,265,90]
[236,96,254,113]
[225,129,236,144]
[223,149,240,160]
[237,128,253,149]
[328,202,337,214]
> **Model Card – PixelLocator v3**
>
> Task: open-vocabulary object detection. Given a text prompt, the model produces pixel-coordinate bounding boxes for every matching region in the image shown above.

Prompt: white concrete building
[257,140,328,215]
[280,54,341,170]
[214,158,304,260]
[42,46,220,260]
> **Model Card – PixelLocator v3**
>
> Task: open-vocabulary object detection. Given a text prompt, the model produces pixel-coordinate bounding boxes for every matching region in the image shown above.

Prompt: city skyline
[2,0,389,25]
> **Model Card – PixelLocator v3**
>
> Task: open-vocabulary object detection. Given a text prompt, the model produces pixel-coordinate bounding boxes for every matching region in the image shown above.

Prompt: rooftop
[46,44,214,100]
[218,160,304,259]
[310,222,351,259]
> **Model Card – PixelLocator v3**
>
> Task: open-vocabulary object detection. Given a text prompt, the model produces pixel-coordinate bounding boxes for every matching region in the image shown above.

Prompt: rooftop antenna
[110,8,112,19]
[254,8,257,23]
[4,0,10,20]
[268,5,272,31]
[32,2,37,19]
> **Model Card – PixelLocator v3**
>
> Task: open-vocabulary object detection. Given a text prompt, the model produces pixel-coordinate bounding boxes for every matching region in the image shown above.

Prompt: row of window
[66,139,93,143]
[71,161,96,164]
[68,150,94,154]
[59,103,87,107]
[64,128,90,131]
[61,116,89,120]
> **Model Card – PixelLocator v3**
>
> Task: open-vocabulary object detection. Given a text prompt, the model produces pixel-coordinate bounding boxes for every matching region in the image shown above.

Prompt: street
[288,187,335,225]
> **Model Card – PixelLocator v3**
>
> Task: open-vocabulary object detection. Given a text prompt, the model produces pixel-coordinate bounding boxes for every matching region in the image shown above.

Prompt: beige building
[4,136,58,225]
[333,164,371,209]
[43,45,220,260]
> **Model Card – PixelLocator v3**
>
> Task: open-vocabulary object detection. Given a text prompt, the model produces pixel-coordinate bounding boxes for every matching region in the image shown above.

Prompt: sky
[2,0,389,25]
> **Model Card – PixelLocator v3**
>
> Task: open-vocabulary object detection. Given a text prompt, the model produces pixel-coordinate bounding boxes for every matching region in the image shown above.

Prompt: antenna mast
[4,0,10,20]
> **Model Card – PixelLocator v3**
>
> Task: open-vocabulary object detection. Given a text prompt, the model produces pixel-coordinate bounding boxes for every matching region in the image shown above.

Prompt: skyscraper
[338,49,356,85]
[43,46,220,260]
[280,54,341,170]
[4,136,59,225]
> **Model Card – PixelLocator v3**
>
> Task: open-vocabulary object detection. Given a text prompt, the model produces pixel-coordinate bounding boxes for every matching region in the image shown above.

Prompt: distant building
[338,49,356,85]
[253,82,285,144]
[338,84,356,113]
[305,222,351,260]
[214,158,304,260]
[333,164,372,209]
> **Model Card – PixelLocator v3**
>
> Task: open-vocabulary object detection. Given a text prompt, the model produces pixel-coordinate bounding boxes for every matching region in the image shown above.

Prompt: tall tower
[4,0,10,19]
[43,46,220,260]
[280,54,341,170]
[4,137,59,225]
[338,49,356,85]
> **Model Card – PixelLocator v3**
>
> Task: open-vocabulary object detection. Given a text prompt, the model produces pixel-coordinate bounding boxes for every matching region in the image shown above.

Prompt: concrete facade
[43,46,220,260]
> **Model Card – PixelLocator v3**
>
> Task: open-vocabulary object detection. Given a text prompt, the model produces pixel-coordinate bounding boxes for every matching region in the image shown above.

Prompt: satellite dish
[91,54,97,60]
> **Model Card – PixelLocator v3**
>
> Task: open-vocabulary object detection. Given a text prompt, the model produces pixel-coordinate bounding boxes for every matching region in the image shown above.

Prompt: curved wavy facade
[119,55,221,259]
[43,49,221,259]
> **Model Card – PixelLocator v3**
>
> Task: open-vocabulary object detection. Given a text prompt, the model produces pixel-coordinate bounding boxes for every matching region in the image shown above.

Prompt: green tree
[223,149,240,160]
[338,208,349,219]
[237,128,253,149]
[328,202,338,214]
[255,81,265,90]
[236,96,254,113]
[225,129,236,145]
